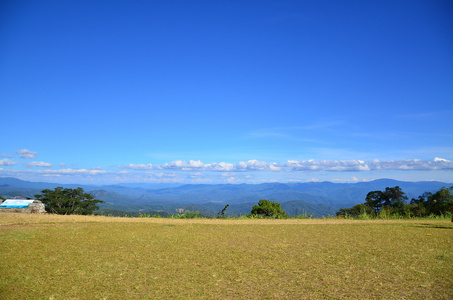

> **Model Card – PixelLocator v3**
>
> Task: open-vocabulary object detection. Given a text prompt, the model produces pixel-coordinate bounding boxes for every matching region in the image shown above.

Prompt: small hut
[0,199,46,213]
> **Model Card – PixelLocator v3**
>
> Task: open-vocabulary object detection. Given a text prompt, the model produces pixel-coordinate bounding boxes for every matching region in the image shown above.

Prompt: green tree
[384,186,408,214]
[250,199,287,218]
[427,187,453,216]
[340,186,453,218]
[365,190,385,213]
[409,192,431,217]
[34,187,104,215]
[364,186,407,214]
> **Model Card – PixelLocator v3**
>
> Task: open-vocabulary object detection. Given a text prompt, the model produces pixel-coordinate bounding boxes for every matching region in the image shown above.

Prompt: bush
[250,199,287,219]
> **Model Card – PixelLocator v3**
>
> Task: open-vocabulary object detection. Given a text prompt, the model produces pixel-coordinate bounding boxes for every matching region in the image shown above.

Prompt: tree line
[336,186,453,219]
[32,185,453,219]
[32,187,290,218]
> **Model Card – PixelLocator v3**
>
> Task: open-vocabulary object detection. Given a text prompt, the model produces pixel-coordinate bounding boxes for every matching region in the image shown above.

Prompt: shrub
[250,199,287,219]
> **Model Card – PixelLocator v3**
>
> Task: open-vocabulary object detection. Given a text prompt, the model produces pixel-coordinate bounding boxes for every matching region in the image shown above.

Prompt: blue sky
[1,0,452,184]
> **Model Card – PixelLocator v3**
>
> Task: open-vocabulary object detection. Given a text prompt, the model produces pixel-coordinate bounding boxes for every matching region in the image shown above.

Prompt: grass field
[1,214,452,299]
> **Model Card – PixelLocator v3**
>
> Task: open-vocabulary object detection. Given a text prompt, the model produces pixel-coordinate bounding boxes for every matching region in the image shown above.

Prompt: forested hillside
[1,177,450,217]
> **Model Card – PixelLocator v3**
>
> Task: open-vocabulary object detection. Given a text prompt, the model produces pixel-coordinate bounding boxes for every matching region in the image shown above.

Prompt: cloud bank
[1,156,452,184]
[286,158,453,172]
[118,160,282,172]
[119,158,453,172]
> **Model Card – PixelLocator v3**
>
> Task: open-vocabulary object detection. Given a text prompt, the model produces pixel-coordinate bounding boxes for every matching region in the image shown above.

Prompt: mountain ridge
[0,177,451,217]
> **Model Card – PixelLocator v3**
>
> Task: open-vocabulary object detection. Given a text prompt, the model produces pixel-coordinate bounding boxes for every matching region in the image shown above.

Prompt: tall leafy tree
[424,187,453,216]
[35,187,104,215]
[364,186,407,214]
[365,190,385,213]
[250,199,287,218]
[384,186,408,213]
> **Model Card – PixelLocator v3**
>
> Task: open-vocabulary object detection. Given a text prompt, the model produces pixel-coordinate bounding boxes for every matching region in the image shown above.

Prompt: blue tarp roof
[0,200,34,208]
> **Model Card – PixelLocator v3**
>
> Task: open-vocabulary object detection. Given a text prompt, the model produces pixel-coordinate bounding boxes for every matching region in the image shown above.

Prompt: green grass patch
[1,214,452,299]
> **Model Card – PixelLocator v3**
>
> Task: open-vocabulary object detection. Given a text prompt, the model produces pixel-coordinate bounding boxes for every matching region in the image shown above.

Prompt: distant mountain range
[0,177,451,217]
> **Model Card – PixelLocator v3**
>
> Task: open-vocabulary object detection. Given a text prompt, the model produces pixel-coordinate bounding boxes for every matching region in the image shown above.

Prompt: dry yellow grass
[1,213,452,299]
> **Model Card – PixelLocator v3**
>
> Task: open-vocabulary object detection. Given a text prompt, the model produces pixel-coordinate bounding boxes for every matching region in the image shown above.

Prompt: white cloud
[1,154,14,158]
[286,159,371,172]
[226,177,241,183]
[367,158,453,171]
[434,157,449,162]
[235,160,282,171]
[26,161,53,168]
[0,159,18,166]
[331,176,361,182]
[161,160,210,171]
[15,149,38,159]
[53,168,107,175]
[119,163,155,170]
